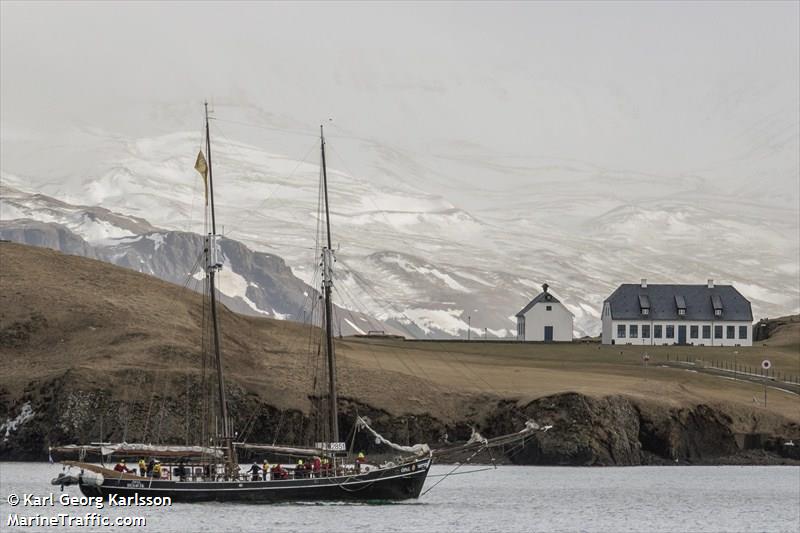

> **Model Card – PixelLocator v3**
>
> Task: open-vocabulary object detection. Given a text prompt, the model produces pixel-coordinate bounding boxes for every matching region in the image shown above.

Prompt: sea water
[1,463,798,532]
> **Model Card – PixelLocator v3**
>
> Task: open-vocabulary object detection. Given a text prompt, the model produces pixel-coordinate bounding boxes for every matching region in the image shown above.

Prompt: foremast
[320,125,339,443]
[204,101,237,477]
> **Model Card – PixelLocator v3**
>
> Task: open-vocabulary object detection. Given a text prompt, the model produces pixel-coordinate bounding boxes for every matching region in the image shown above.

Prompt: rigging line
[431,348,496,395]
[329,269,431,388]
[354,333,491,396]
[325,141,418,248]
[333,256,421,338]
[330,283,399,377]
[332,257,408,327]
[271,408,285,447]
[421,447,484,497]
[252,139,319,212]
[185,121,205,235]
[447,349,501,395]
[323,136,458,339]
[327,293,358,393]
[426,467,495,477]
[211,121,318,216]
[329,276,445,393]
[212,117,319,139]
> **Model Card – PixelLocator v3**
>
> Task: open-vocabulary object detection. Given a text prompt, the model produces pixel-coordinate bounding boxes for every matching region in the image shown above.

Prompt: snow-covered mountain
[0,185,400,336]
[1,118,797,338]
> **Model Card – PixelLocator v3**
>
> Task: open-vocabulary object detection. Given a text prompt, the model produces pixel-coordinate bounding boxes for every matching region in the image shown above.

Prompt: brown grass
[2,242,798,422]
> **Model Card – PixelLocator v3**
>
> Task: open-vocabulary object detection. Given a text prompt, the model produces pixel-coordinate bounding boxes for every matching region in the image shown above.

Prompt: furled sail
[50,443,224,458]
[355,416,431,456]
[234,443,326,457]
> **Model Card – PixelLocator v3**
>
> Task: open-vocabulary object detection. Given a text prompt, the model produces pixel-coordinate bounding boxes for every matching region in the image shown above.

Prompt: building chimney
[542,283,549,293]
[708,279,714,289]
[641,278,647,288]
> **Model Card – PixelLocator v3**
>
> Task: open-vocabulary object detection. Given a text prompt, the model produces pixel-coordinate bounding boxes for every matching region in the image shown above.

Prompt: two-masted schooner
[50,103,543,503]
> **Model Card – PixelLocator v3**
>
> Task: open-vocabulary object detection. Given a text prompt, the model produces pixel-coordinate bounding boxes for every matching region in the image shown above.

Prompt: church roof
[516,290,567,317]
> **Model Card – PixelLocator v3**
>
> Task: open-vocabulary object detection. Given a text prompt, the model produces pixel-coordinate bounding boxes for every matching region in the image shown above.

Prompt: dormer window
[675,295,686,317]
[638,294,650,316]
[711,294,723,317]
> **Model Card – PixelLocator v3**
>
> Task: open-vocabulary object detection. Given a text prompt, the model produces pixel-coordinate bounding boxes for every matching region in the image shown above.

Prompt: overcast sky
[2,1,798,202]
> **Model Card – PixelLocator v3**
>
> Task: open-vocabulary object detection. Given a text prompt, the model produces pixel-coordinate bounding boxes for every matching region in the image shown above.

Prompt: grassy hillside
[1,241,798,423]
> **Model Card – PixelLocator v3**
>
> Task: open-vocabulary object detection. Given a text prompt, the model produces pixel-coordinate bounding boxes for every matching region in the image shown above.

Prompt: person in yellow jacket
[355,451,366,473]
[262,460,271,481]
[153,461,162,479]
[138,458,146,477]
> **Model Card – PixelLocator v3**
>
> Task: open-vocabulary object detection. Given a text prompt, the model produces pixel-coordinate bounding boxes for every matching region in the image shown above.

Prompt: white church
[515,284,574,342]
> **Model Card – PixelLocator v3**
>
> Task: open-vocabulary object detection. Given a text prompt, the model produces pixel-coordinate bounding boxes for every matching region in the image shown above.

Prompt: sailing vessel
[50,103,543,503]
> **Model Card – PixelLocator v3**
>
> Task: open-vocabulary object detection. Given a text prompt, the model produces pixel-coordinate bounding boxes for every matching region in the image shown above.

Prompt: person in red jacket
[113,459,133,473]
[271,463,289,480]
[311,456,321,477]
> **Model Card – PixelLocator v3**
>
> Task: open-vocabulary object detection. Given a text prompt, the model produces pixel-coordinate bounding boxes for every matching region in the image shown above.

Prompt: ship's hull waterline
[78,457,431,503]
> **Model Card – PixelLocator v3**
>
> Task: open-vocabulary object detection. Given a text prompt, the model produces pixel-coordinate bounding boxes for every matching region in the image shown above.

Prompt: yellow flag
[194,150,209,205]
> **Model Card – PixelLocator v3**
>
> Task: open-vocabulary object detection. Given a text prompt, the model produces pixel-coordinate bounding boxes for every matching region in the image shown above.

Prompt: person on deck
[176,462,187,482]
[295,459,306,479]
[271,463,288,480]
[321,457,332,476]
[113,459,133,473]
[138,458,146,476]
[311,456,321,477]
[262,460,271,481]
[355,452,366,473]
[146,459,155,477]
[153,461,162,479]
[248,462,261,481]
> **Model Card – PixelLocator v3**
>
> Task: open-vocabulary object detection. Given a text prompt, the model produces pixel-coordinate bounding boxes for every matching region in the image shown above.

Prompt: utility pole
[467,316,471,341]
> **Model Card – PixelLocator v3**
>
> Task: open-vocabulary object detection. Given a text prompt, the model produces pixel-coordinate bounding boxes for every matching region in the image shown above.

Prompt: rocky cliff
[1,243,798,465]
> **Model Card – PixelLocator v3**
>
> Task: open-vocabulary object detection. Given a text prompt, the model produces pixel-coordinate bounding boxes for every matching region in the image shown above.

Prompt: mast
[204,101,236,475]
[320,125,339,442]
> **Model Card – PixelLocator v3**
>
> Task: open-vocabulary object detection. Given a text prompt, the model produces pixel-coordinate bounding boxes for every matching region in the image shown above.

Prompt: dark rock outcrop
[2,375,798,465]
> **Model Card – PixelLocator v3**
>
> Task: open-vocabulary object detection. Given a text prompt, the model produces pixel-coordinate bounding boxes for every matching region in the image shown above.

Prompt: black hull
[78,457,430,503]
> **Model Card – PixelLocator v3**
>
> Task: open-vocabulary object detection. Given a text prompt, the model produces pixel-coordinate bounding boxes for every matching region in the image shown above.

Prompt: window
[546,305,552,311]
[642,325,650,338]
[739,326,748,339]
[702,325,711,339]
[630,325,638,338]
[715,309,722,317]
[654,325,662,338]
[714,325,723,339]
[617,324,626,338]
[726,326,735,339]
[666,325,675,338]
[690,325,699,339]
[642,308,649,316]
[678,309,686,316]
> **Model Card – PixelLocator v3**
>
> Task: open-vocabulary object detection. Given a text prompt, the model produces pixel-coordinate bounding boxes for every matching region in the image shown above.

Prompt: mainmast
[204,101,236,475]
[320,125,339,443]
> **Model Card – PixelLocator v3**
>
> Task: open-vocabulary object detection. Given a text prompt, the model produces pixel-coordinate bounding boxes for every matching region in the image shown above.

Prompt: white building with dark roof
[601,279,753,346]
[516,284,574,342]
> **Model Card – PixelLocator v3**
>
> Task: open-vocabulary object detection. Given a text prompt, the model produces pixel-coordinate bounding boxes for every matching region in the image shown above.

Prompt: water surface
[1,463,798,532]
